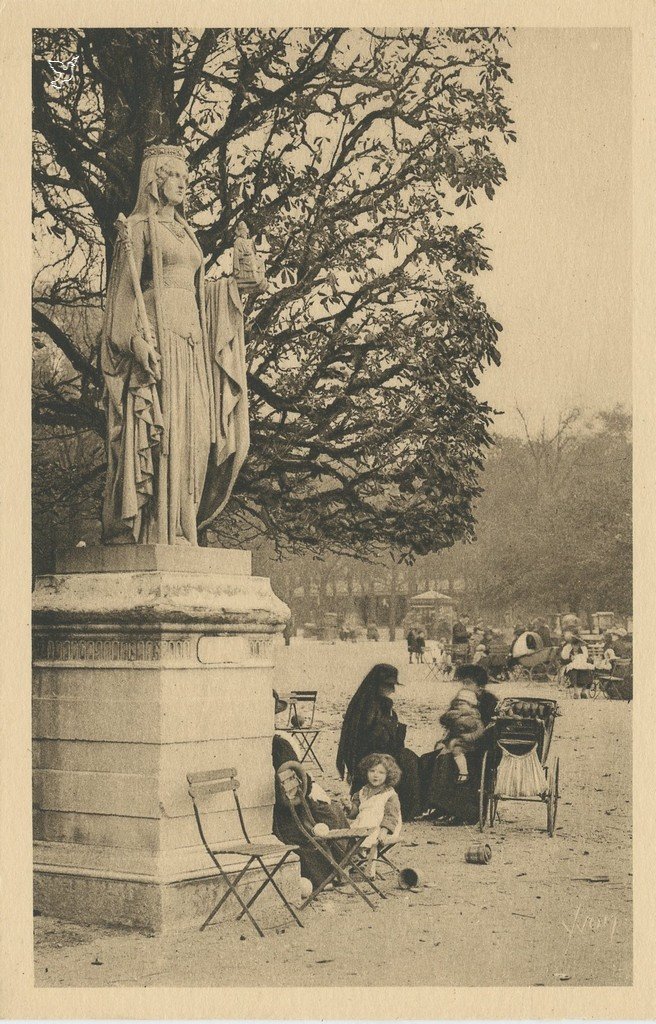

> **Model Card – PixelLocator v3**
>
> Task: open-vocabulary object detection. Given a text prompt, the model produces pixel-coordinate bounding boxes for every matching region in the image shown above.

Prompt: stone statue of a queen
[101,143,251,546]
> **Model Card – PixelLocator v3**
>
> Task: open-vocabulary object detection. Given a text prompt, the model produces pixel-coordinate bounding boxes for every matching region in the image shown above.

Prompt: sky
[472,28,632,435]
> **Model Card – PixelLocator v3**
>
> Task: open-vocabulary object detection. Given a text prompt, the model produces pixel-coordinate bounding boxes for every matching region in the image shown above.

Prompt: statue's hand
[132,332,161,380]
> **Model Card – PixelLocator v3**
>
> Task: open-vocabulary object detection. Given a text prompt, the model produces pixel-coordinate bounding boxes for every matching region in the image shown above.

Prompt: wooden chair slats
[188,777,239,797]
[188,765,303,937]
[187,767,237,784]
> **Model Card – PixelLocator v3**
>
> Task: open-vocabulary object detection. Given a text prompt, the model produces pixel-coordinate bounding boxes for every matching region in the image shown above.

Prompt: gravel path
[34,639,632,987]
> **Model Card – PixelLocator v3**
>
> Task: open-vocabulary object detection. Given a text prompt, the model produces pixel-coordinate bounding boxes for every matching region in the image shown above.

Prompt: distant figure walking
[406,628,417,664]
[451,616,471,668]
[415,631,426,664]
[452,618,469,644]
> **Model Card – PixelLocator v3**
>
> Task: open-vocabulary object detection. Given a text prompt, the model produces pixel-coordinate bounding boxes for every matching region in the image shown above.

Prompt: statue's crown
[143,143,188,162]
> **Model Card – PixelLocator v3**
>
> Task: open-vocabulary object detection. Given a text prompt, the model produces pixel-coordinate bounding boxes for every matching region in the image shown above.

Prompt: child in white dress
[342,753,402,879]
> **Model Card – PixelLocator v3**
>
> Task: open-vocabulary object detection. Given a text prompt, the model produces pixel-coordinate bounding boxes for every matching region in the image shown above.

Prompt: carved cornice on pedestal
[33,570,289,629]
[32,632,276,666]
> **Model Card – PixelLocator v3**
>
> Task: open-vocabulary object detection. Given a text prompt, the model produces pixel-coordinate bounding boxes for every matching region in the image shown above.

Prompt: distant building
[272,565,473,635]
[404,591,455,639]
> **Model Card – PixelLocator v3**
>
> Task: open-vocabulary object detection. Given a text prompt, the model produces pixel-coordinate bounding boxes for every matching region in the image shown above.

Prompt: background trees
[256,406,633,627]
[463,406,632,616]
[404,406,632,620]
[32,27,515,569]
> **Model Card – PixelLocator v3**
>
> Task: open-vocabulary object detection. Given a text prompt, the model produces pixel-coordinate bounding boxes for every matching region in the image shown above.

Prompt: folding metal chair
[276,690,324,771]
[276,761,385,911]
[423,644,448,683]
[349,830,408,878]
[187,767,303,938]
[378,839,403,876]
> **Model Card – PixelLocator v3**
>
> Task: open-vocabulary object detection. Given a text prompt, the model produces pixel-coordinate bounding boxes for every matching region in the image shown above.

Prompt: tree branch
[32,307,102,388]
[175,30,219,117]
[189,30,347,167]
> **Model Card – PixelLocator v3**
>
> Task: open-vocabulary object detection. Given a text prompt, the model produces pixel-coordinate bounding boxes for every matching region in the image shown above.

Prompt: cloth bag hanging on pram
[495,745,547,799]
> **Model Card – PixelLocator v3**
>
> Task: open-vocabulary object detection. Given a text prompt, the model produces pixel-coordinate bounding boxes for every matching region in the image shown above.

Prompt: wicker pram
[479,697,560,836]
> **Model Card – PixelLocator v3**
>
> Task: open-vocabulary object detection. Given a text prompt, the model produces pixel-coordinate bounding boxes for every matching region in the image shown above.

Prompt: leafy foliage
[32,27,515,560]
[260,407,632,625]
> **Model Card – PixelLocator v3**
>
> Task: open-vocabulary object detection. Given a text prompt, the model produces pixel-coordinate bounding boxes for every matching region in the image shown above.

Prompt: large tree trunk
[86,29,175,263]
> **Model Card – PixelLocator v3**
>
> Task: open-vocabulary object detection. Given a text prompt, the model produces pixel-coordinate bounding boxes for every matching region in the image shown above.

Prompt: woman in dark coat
[336,663,422,821]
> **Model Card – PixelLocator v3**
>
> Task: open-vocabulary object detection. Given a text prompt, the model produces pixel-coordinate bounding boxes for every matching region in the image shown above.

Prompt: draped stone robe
[101,211,249,545]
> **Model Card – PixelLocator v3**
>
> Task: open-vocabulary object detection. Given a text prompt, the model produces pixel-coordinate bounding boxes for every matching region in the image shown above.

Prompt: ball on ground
[299,877,313,899]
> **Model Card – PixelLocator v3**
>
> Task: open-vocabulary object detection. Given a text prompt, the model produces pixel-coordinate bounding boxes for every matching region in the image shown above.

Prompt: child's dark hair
[357,752,402,787]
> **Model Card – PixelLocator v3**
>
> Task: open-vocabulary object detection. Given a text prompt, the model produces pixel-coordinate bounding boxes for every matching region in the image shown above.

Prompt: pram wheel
[546,756,560,837]
[544,657,560,684]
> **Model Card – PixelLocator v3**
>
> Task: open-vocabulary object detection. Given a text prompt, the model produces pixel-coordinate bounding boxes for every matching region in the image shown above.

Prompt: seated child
[563,639,594,690]
[437,687,485,784]
[430,640,452,677]
[342,753,402,879]
[597,633,617,672]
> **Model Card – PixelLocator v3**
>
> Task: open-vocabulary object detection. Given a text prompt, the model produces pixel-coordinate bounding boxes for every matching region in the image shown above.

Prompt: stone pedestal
[32,546,298,933]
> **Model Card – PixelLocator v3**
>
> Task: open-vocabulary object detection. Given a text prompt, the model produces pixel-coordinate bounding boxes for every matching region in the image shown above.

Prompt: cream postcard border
[1,0,654,1018]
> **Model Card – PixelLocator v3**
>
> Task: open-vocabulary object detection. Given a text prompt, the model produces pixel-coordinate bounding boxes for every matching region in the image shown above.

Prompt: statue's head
[138,144,189,211]
[236,221,249,238]
[155,160,188,208]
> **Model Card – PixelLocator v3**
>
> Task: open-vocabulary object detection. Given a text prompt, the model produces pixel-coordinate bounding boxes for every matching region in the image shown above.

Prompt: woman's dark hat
[371,663,403,686]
